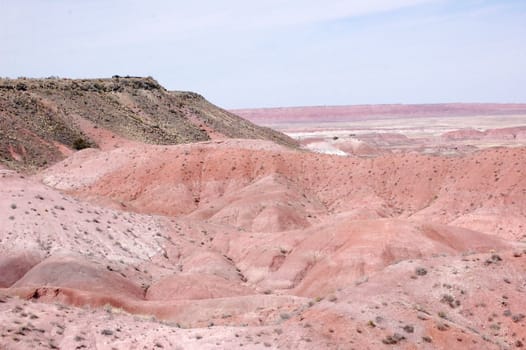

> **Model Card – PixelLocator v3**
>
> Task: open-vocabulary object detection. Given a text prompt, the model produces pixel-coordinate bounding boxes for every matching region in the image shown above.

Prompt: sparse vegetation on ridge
[0,77,297,171]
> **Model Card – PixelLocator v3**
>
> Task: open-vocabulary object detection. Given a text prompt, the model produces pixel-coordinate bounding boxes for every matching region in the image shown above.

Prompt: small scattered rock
[484,254,502,266]
[382,333,405,345]
[512,314,525,323]
[402,325,414,333]
[415,267,427,276]
[422,336,433,343]
[101,329,113,336]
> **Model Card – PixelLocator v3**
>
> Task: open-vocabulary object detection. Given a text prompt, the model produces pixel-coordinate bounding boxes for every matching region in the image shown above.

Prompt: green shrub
[72,137,90,150]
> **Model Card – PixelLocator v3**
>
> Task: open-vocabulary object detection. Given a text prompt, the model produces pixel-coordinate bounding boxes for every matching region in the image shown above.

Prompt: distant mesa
[233,104,526,156]
[233,103,526,123]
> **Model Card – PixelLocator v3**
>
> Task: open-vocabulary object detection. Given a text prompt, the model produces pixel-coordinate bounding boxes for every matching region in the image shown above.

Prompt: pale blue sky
[1,0,525,108]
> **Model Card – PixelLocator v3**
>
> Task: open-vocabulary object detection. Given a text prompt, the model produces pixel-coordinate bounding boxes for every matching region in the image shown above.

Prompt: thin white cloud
[132,0,438,34]
[219,0,437,27]
[1,0,439,51]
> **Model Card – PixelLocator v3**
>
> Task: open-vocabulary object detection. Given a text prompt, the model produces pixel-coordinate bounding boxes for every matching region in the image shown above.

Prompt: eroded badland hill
[1,78,525,349]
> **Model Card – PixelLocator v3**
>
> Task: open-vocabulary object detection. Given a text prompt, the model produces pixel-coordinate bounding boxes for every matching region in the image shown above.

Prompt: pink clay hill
[1,78,525,349]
